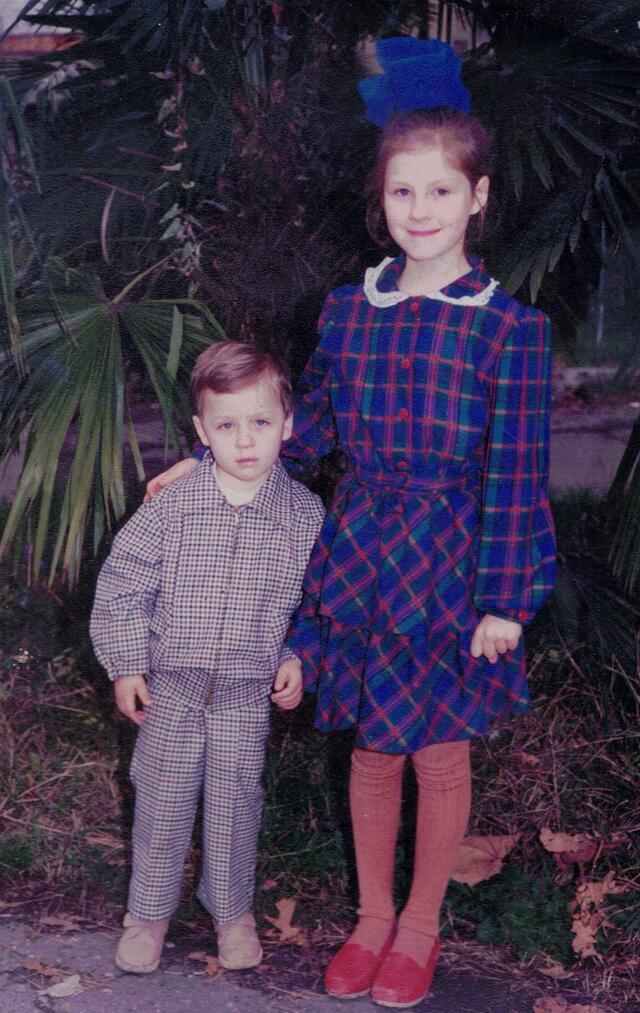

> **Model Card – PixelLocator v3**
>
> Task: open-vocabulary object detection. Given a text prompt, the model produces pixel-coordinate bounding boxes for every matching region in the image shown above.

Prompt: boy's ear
[283,413,293,442]
[472,175,489,215]
[192,414,210,447]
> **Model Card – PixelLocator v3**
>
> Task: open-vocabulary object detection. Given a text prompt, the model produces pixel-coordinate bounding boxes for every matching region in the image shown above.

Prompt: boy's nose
[236,426,255,447]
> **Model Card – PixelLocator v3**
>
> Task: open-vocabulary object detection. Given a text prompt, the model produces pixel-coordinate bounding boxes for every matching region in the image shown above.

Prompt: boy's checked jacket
[91,457,325,708]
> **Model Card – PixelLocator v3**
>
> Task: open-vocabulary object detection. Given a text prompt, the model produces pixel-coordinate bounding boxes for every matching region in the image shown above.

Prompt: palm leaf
[0,284,225,585]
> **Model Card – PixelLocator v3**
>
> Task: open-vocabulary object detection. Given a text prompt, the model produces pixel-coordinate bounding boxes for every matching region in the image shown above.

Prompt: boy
[90,341,324,975]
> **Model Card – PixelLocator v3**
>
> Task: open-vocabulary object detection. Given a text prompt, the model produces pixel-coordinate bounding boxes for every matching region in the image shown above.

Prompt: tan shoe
[216,911,263,970]
[115,912,169,973]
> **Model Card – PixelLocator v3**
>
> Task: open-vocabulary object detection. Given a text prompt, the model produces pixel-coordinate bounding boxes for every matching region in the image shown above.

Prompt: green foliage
[447,866,575,964]
[0,263,225,583]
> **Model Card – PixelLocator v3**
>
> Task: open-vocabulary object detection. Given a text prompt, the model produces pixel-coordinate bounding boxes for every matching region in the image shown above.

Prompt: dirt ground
[0,920,613,1013]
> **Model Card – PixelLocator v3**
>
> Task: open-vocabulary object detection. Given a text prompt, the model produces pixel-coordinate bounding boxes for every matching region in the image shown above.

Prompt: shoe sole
[326,988,371,999]
[115,954,161,974]
[372,994,427,1009]
[218,948,263,970]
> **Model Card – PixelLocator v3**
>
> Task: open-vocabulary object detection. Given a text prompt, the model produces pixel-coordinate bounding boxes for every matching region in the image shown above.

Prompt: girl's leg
[394,738,471,964]
[348,747,405,952]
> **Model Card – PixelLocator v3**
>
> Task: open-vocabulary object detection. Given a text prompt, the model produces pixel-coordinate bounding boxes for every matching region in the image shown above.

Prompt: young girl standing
[279,39,556,1009]
[146,38,556,1009]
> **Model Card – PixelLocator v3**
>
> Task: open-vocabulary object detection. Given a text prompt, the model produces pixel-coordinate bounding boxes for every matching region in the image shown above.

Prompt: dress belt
[340,464,479,497]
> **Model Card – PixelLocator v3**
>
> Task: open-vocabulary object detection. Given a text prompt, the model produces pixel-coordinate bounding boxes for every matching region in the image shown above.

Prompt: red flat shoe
[371,940,440,1008]
[324,925,396,999]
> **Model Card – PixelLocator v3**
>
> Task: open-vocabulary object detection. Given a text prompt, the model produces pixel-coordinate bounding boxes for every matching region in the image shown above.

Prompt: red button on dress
[395,460,409,471]
[401,357,410,368]
[409,301,420,312]
[398,407,409,421]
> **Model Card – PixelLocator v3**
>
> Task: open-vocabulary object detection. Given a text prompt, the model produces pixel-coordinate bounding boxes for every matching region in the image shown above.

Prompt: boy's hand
[114,675,152,725]
[470,614,522,665]
[271,658,303,710]
[144,458,198,502]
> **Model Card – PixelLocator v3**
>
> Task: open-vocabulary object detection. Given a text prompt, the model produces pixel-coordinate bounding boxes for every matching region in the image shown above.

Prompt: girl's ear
[471,175,489,215]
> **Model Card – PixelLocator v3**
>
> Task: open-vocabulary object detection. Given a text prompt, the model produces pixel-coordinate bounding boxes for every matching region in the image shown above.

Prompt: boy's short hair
[190,340,293,417]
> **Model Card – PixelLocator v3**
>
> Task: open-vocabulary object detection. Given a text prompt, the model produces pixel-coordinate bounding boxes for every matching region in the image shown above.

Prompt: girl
[148,39,556,1009]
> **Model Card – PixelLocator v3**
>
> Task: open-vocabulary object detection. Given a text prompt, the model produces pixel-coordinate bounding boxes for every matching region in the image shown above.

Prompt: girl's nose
[410,196,431,221]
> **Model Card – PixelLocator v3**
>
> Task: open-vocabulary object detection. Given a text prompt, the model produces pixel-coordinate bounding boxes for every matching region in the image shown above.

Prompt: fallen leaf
[539,828,593,854]
[450,835,519,886]
[22,959,64,978]
[39,914,81,932]
[264,898,307,946]
[86,832,125,850]
[519,751,541,766]
[533,1000,602,1013]
[38,973,82,998]
[539,960,573,980]
[186,951,220,976]
[261,879,278,891]
[570,872,627,959]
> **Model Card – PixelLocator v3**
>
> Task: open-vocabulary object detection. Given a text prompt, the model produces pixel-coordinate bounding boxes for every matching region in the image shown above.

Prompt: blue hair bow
[358,37,471,128]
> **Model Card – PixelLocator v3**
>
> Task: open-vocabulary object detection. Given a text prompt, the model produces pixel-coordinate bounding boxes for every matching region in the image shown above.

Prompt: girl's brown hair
[190,340,293,417]
[365,107,493,247]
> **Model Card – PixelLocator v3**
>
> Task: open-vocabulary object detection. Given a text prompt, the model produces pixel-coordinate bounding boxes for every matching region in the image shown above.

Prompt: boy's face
[193,375,292,491]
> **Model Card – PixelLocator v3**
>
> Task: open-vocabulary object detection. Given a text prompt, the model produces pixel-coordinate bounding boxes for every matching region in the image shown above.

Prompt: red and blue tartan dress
[282,255,556,755]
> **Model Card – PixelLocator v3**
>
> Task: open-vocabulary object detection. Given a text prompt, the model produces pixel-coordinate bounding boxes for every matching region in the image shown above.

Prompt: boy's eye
[255,419,270,427]
[218,422,234,430]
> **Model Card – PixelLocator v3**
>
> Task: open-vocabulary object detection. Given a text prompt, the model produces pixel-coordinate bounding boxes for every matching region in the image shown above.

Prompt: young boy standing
[90,341,324,975]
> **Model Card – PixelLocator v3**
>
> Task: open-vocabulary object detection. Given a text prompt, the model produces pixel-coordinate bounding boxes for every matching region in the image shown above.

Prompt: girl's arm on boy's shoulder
[474,307,556,626]
[90,498,165,682]
[280,293,339,476]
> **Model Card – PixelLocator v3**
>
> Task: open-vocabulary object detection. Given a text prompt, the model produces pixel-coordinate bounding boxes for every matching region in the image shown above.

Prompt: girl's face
[383,144,488,271]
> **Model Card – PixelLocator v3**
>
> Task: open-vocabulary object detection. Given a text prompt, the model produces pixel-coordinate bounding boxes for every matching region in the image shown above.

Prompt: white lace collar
[363,256,500,308]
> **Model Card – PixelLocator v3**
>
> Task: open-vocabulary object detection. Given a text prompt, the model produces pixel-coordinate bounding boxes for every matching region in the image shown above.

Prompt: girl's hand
[144,458,198,502]
[114,675,152,725]
[470,614,522,665]
[271,658,303,710]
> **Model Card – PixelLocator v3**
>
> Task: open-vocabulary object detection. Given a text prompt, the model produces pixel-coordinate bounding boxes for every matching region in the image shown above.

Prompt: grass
[0,493,639,1008]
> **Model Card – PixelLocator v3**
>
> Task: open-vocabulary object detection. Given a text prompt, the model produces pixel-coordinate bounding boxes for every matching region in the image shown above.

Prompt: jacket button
[398,407,409,421]
[395,460,409,471]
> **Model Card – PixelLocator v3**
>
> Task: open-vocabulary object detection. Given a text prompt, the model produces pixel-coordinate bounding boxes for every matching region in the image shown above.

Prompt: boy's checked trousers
[127,678,271,925]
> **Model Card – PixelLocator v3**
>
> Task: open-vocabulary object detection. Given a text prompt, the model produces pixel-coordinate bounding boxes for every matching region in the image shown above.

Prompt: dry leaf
[186,951,220,976]
[539,828,593,854]
[539,960,573,980]
[533,1000,602,1013]
[22,959,64,978]
[570,872,627,959]
[38,973,82,998]
[450,835,519,886]
[261,879,278,891]
[519,751,541,766]
[264,898,307,946]
[86,832,125,850]
[39,914,81,932]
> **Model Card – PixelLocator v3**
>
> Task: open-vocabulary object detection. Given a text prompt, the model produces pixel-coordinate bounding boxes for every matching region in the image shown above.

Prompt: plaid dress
[282,256,556,754]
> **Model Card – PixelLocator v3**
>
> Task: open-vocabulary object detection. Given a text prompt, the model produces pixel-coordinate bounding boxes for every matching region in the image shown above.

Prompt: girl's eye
[394,187,411,198]
[434,187,450,197]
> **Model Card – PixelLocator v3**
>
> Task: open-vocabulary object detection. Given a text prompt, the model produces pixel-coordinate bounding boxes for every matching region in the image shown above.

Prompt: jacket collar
[364,255,499,308]
[187,454,294,528]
